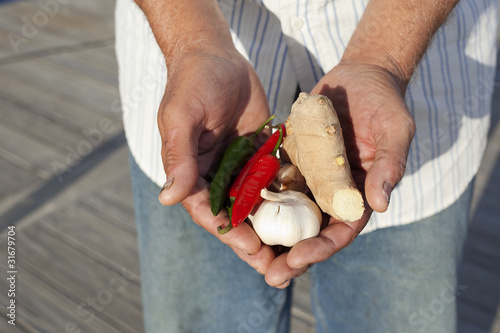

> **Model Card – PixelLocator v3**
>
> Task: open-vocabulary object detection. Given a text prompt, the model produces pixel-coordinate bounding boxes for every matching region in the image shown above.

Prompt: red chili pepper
[228,123,286,198]
[230,154,281,227]
[217,126,284,235]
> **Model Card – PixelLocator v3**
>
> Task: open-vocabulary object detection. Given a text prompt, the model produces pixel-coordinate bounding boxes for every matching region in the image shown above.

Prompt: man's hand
[157,48,279,268]
[261,0,459,289]
[263,62,415,287]
[133,0,280,273]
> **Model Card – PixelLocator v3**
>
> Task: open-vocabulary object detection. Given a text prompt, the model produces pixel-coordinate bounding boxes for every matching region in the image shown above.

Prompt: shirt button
[291,17,304,31]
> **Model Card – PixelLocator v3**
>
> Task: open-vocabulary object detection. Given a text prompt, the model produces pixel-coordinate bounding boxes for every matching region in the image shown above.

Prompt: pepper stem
[217,196,235,235]
[271,126,283,155]
[217,223,232,235]
[250,115,276,139]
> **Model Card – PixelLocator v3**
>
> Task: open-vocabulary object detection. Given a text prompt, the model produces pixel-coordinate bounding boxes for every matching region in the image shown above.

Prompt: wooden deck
[0,0,498,332]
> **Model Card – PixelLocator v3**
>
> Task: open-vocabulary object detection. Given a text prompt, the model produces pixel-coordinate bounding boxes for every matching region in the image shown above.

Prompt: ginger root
[282,92,365,222]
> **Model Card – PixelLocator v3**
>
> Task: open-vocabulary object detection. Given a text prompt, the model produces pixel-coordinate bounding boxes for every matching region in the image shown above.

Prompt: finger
[181,178,263,255]
[158,106,202,206]
[231,245,276,276]
[365,113,415,212]
[265,252,311,288]
[286,210,370,269]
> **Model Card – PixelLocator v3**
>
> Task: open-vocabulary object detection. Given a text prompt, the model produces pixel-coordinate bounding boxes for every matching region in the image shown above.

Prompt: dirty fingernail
[160,177,174,193]
[383,181,392,204]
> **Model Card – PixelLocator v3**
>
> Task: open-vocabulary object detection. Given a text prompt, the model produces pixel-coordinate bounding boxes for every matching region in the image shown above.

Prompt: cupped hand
[264,62,416,288]
[157,48,276,271]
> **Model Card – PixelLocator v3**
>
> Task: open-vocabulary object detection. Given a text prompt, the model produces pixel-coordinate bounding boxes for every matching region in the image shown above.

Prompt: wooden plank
[1,60,120,116]
[77,44,120,69]
[64,0,117,21]
[470,210,500,240]
[0,93,84,150]
[56,0,117,35]
[107,179,135,204]
[0,157,41,199]
[80,44,120,69]
[290,313,315,333]
[0,25,20,59]
[0,249,128,333]
[0,85,92,134]
[0,68,121,130]
[0,132,127,229]
[290,274,315,332]
[458,220,500,333]
[2,222,143,332]
[38,215,141,293]
[44,46,119,87]
[492,313,500,333]
[9,143,131,229]
[36,54,120,114]
[0,84,122,181]
[0,299,38,333]
[0,18,79,59]
[0,121,63,178]
[46,200,140,275]
[0,0,115,58]
[81,181,137,230]
[460,261,500,311]
[465,226,500,261]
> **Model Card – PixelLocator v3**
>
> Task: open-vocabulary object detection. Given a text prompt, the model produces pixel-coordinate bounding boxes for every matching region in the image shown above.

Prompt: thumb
[365,117,415,213]
[157,108,201,206]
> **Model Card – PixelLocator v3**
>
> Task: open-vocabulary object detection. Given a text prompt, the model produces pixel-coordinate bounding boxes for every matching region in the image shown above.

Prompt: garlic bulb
[251,189,322,247]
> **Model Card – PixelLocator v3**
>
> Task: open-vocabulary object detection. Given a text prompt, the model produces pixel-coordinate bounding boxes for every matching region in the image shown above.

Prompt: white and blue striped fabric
[115,0,498,234]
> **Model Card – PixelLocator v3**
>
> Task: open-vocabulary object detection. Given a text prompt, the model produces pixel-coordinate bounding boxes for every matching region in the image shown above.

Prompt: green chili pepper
[209,115,275,216]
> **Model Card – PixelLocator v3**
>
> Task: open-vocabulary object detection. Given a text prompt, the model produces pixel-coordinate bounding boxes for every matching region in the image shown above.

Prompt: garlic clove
[271,163,307,193]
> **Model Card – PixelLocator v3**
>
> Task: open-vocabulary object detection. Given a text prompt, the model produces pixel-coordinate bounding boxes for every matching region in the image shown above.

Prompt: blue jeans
[129,153,473,333]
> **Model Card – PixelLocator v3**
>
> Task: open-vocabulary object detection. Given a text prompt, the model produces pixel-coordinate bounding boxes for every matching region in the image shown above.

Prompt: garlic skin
[270,163,307,193]
[252,189,322,247]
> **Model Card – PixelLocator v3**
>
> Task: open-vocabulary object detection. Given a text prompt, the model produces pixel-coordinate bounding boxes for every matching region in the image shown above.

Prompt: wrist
[135,0,235,67]
[164,36,237,69]
[339,52,411,95]
[340,0,459,94]
[340,13,420,94]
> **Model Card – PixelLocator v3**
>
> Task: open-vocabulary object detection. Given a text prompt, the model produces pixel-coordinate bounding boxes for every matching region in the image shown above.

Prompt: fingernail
[160,177,174,193]
[277,280,291,288]
[298,263,313,270]
[383,181,392,204]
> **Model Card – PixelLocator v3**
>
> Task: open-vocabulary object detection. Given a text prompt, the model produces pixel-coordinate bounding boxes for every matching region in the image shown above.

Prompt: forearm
[134,0,234,66]
[342,0,460,90]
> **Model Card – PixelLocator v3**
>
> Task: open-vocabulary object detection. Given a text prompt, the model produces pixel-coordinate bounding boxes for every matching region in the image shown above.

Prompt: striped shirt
[115,0,498,234]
